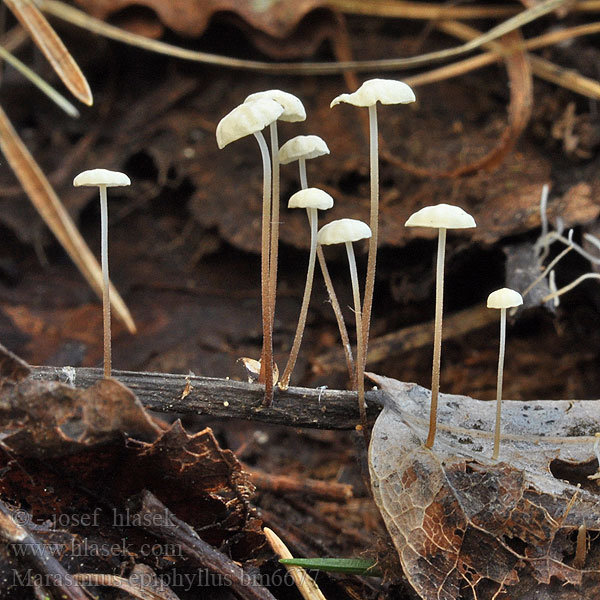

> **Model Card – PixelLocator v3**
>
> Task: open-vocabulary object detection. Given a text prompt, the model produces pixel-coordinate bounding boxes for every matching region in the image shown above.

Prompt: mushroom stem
[346,241,366,430]
[99,184,111,378]
[299,157,308,190]
[426,226,447,449]
[279,207,318,389]
[269,122,280,329]
[492,307,507,460]
[254,130,274,406]
[361,103,379,368]
[299,158,355,384]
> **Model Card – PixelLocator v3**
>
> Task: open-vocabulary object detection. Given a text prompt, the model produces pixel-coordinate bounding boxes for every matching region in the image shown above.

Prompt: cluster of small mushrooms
[73,79,527,459]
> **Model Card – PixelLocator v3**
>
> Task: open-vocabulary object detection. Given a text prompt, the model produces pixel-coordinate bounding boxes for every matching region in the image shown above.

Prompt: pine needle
[0,44,79,117]
[4,0,92,105]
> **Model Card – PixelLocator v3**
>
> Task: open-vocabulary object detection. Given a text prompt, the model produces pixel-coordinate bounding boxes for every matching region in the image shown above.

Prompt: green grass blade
[279,558,381,576]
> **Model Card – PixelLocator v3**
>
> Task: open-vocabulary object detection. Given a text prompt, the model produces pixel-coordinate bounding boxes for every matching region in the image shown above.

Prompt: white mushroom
[279,188,334,390]
[330,79,416,396]
[278,134,353,382]
[73,168,131,378]
[318,218,372,431]
[405,203,476,448]
[279,135,329,189]
[216,98,284,405]
[244,91,306,349]
[487,287,523,460]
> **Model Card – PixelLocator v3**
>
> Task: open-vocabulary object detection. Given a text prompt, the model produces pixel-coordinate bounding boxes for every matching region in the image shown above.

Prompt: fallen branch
[29,366,382,430]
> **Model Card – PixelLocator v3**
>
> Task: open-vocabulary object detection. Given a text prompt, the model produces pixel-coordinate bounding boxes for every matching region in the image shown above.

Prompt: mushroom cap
[487,288,523,309]
[73,168,131,187]
[216,99,284,149]
[288,188,334,210]
[317,218,372,245]
[245,90,306,123]
[279,135,330,164]
[405,203,476,229]
[331,78,416,108]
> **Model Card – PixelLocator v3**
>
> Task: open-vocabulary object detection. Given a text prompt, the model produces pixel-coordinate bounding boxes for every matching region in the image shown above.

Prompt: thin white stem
[299,159,355,384]
[316,247,355,385]
[279,208,318,389]
[254,130,274,406]
[542,272,600,303]
[99,184,111,378]
[269,122,280,330]
[492,307,507,460]
[346,241,366,430]
[361,104,379,371]
[299,157,308,190]
[538,183,550,263]
[522,245,572,298]
[536,231,600,265]
[426,227,446,449]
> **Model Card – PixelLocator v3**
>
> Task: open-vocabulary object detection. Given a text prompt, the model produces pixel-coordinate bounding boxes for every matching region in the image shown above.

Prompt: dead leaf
[368,373,600,600]
[73,0,335,53]
[383,29,533,177]
[0,377,161,457]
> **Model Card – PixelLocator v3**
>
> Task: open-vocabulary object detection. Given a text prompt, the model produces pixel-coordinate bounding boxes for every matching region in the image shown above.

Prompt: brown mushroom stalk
[331,79,416,383]
[216,98,285,406]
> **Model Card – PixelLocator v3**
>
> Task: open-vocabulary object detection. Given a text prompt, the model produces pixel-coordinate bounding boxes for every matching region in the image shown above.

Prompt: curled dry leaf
[368,373,600,600]
[72,0,333,51]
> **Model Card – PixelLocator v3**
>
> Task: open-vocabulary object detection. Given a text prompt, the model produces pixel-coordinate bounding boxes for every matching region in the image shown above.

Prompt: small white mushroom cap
[73,168,130,187]
[487,288,523,309]
[330,79,416,108]
[279,135,330,164]
[405,203,476,229]
[245,90,306,123]
[317,219,372,245]
[216,99,284,149]
[288,188,334,210]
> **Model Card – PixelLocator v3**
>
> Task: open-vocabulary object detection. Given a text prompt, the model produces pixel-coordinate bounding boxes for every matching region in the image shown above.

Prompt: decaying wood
[29,366,382,429]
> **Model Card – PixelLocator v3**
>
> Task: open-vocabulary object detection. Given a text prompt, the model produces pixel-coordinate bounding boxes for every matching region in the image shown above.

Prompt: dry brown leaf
[368,373,600,600]
[0,376,161,457]
[73,0,331,42]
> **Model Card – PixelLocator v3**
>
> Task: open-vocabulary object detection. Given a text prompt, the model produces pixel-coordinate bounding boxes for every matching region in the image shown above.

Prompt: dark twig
[29,366,382,430]
[127,491,276,600]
